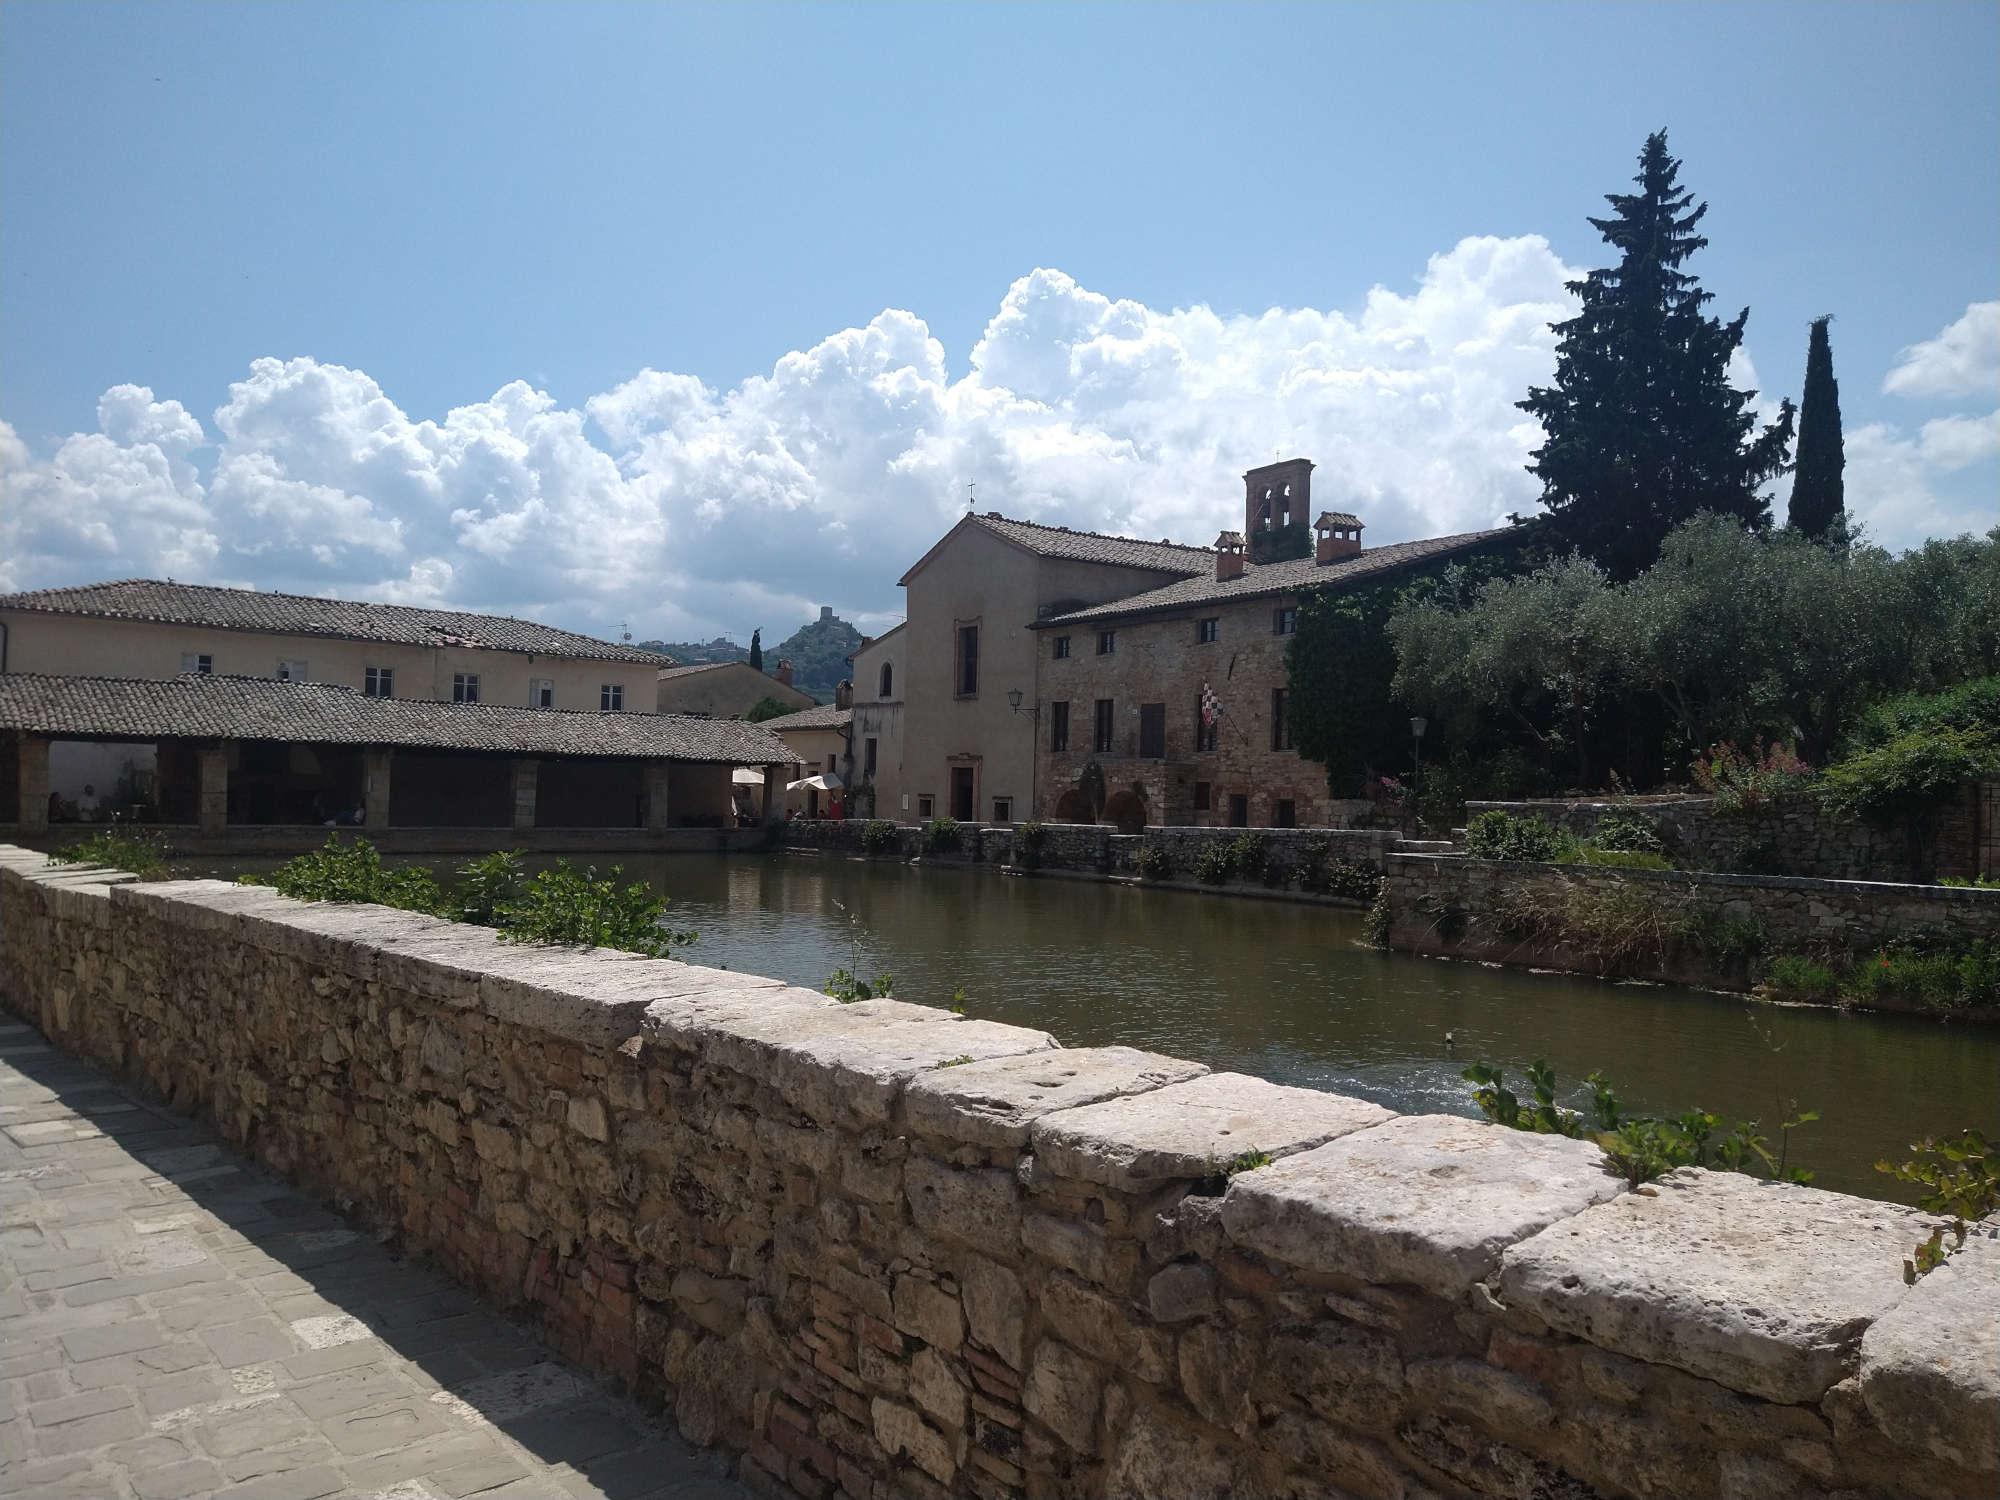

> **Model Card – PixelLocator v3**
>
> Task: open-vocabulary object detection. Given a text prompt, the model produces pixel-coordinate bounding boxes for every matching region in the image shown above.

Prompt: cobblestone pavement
[0,1019,749,1500]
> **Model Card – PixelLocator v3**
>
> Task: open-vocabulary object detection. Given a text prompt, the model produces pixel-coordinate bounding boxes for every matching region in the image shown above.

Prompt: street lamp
[1007,688,1024,713]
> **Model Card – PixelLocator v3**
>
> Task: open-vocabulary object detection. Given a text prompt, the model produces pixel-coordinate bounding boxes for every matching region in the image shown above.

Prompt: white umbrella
[787,773,843,792]
[732,767,767,785]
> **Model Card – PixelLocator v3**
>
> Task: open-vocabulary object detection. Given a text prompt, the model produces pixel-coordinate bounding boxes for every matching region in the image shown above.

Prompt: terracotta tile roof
[0,674,791,763]
[757,704,852,732]
[0,579,665,665]
[968,514,1214,574]
[1034,528,1511,626]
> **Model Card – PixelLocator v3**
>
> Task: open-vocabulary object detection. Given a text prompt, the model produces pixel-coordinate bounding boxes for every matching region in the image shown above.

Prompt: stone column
[198,743,229,835]
[17,734,51,833]
[644,762,672,832]
[763,764,786,824]
[362,749,393,829]
[511,759,538,832]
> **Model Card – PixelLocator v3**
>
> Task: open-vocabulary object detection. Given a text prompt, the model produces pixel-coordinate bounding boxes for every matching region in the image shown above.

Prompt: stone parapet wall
[1465,785,1986,883]
[3,845,1993,1499]
[1385,852,2000,993]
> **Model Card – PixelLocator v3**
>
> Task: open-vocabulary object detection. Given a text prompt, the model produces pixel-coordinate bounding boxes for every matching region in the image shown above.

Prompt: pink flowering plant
[1689,738,1814,816]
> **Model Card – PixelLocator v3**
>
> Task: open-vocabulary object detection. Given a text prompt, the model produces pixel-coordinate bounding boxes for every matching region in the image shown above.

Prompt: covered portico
[0,673,793,854]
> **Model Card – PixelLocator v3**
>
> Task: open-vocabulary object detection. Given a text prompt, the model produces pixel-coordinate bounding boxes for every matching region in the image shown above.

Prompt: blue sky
[3,2,1995,643]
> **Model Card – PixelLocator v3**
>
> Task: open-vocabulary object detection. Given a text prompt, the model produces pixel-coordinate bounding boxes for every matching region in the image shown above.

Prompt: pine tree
[748,629,763,673]
[1518,131,1795,579]
[1787,316,1845,539]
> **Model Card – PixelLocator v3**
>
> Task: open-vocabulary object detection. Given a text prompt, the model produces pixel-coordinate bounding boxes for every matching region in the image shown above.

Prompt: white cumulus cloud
[1882,300,2000,402]
[5,244,1990,643]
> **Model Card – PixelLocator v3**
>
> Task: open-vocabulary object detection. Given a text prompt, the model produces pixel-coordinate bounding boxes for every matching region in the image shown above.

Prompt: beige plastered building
[654,660,815,720]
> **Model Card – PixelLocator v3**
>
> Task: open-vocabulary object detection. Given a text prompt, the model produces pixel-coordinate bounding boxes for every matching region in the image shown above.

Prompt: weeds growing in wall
[46,831,170,878]
[859,819,899,856]
[243,836,695,959]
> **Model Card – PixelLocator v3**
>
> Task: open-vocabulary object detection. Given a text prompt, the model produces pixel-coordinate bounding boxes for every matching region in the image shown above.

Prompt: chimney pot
[773,659,795,687]
[1314,510,1364,564]
[1214,530,1246,582]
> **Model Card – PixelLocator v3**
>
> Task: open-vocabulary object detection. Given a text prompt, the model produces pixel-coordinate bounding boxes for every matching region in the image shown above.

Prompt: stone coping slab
[1858,1225,2000,1473]
[1221,1113,1623,1300]
[902,1046,1211,1150]
[1498,1169,1936,1404]
[1031,1072,1393,1191]
[684,998,1057,1127]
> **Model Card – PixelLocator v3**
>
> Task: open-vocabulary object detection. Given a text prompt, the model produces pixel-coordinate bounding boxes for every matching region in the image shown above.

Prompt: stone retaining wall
[786,820,1394,882]
[1385,852,2000,996]
[1465,784,1986,883]
[2,846,1993,1499]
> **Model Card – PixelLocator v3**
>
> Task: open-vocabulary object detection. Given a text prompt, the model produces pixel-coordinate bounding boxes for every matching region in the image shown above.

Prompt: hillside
[635,636,749,665]
[773,609,864,700]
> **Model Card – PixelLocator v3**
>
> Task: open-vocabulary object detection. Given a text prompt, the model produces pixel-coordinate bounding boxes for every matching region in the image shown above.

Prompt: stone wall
[785,820,1394,884]
[3,846,1993,1499]
[1385,852,2000,995]
[1465,784,1987,883]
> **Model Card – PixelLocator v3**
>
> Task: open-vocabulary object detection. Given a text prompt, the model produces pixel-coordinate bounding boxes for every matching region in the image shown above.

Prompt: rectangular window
[1274,798,1297,828]
[1096,629,1116,655]
[1228,793,1249,828]
[1194,696,1218,753]
[453,673,480,703]
[1052,635,1071,660]
[1273,606,1298,636]
[956,624,980,696]
[1049,700,1070,753]
[531,678,554,708]
[180,653,212,675]
[1093,698,1115,754]
[864,737,879,777]
[363,666,394,698]
[1271,688,1292,750]
[276,659,308,682]
[992,797,1012,823]
[917,794,934,819]
[1138,703,1166,759]
[1196,617,1219,644]
[827,754,838,774]
[1193,781,1212,812]
[601,683,624,711]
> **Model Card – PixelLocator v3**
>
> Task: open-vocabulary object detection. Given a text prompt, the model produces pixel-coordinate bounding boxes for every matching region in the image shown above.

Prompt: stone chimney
[1314,511,1364,564]
[1215,531,1246,582]
[773,659,794,687]
[834,679,853,709]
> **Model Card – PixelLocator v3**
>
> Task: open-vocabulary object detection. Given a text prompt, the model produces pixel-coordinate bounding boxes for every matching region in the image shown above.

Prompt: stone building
[848,624,906,820]
[756,702,854,818]
[0,579,667,807]
[1031,459,1503,828]
[0,671,792,848]
[653,659,815,719]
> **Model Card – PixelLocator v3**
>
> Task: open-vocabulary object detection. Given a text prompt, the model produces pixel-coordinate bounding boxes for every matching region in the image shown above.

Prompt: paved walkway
[0,1018,748,1500]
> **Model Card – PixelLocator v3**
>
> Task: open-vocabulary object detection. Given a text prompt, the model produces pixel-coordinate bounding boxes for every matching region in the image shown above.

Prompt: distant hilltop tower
[820,605,835,622]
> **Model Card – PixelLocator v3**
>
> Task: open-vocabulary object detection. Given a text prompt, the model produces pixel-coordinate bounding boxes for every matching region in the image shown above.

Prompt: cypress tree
[1518,131,1795,578]
[748,628,763,673]
[1787,316,1845,539]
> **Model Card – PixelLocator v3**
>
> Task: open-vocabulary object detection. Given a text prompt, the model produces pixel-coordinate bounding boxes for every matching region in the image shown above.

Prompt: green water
[207,851,1998,1200]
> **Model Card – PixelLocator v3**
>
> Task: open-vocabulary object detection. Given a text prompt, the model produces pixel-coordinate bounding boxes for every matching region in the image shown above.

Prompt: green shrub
[1016,819,1048,870]
[1817,725,2000,826]
[1464,811,1569,862]
[1322,859,1380,901]
[493,861,696,957]
[859,819,899,856]
[1848,677,2000,751]
[1227,833,1268,880]
[1878,1129,1998,1279]
[1939,875,2000,889]
[47,831,168,878]
[1577,847,1672,870]
[1362,880,1392,946]
[1764,954,1839,1000]
[922,817,962,853]
[744,696,798,723]
[453,850,526,925]
[1134,842,1173,881]
[1589,810,1666,855]
[247,836,445,914]
[1679,910,1766,973]
[1193,842,1235,885]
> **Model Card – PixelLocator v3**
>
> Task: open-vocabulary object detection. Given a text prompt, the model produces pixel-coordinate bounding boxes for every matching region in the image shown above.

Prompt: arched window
[879,662,894,699]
